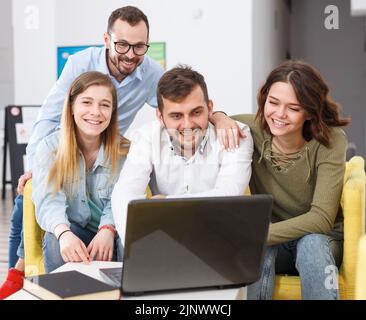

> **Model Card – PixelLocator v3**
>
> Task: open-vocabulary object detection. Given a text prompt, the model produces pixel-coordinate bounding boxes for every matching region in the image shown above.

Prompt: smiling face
[264,81,310,141]
[72,85,113,143]
[104,19,148,81]
[156,85,213,154]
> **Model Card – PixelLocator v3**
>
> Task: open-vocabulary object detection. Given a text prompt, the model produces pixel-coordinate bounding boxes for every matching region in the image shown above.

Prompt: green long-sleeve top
[232,114,347,245]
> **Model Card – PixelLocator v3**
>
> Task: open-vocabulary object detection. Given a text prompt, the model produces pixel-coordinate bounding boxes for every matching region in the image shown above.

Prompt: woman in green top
[233,60,351,300]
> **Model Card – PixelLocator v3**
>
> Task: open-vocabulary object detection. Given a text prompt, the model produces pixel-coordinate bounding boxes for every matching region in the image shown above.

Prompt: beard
[168,128,206,156]
[108,52,142,78]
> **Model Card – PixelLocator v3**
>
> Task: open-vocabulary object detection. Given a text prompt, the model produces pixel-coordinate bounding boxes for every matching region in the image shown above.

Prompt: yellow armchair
[23,179,45,276]
[273,156,366,300]
[355,235,366,300]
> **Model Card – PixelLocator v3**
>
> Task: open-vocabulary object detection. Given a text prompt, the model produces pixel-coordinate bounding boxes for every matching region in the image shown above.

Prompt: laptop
[99,195,272,296]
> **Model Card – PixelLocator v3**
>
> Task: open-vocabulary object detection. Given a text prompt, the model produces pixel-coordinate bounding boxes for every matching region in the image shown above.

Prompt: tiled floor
[0,192,13,282]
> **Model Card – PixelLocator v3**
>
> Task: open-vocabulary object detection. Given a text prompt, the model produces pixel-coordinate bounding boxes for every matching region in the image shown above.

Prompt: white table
[7,261,246,300]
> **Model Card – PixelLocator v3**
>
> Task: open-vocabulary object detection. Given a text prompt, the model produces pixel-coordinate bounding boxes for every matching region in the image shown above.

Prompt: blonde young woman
[30,71,129,273]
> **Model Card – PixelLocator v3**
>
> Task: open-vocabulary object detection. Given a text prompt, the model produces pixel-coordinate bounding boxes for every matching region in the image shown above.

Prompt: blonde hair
[47,71,129,195]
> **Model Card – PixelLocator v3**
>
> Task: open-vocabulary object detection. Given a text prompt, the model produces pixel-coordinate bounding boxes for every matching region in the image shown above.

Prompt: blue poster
[57,45,103,78]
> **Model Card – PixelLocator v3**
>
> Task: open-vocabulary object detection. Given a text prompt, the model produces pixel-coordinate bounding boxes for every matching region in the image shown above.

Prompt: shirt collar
[164,124,211,160]
[94,143,107,168]
[81,143,108,173]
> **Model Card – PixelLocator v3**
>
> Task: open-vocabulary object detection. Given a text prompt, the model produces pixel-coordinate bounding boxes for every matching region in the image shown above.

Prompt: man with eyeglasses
[105,19,151,82]
[0,6,244,299]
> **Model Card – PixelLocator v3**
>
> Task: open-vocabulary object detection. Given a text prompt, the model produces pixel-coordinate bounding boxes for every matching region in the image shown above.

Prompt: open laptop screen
[121,195,272,296]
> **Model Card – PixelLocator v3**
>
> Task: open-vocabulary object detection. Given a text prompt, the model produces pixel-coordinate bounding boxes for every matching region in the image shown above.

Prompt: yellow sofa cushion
[23,180,45,276]
[273,156,365,300]
[356,235,366,300]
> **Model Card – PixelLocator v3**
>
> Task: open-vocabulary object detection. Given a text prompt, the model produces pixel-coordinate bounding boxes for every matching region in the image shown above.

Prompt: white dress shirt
[111,120,254,242]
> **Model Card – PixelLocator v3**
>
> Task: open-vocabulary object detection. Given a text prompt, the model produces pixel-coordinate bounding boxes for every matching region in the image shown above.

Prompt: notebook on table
[100,195,272,296]
[24,270,120,300]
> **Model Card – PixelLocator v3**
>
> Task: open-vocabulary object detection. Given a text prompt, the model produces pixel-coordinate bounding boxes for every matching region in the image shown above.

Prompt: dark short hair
[256,60,351,147]
[107,6,149,37]
[157,65,209,111]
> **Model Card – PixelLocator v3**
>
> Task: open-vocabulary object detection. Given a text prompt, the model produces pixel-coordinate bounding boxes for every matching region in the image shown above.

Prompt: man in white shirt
[112,65,254,242]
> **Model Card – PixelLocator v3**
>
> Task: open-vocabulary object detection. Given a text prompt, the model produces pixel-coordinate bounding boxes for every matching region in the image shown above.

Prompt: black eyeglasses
[110,38,149,56]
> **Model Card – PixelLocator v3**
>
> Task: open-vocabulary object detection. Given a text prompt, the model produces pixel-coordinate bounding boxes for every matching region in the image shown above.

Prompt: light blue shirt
[32,131,125,234]
[26,46,164,170]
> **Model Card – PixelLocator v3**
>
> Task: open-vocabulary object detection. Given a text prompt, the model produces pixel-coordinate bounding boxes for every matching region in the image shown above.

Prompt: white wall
[252,0,290,112]
[56,0,253,116]
[13,0,253,124]
[12,0,56,105]
[351,0,366,16]
[0,0,14,187]
[0,0,14,114]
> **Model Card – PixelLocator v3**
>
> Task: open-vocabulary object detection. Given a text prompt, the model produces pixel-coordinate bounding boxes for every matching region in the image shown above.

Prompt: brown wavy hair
[47,71,129,195]
[256,60,351,147]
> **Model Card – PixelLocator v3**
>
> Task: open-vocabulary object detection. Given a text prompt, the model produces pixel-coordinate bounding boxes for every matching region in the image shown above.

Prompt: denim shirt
[32,131,125,234]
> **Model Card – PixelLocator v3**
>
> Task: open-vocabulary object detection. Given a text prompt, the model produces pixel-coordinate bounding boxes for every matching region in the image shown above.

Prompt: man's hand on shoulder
[17,171,32,194]
[210,111,246,151]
